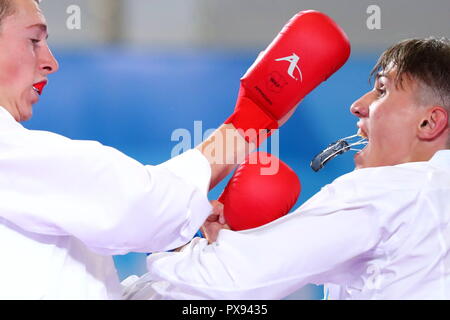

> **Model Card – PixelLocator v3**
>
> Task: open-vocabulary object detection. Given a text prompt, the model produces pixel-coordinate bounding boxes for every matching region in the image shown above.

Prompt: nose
[350,91,371,118]
[40,45,59,75]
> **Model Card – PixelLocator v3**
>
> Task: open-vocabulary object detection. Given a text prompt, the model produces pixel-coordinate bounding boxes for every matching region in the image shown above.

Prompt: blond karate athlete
[0,0,241,299]
[125,38,450,300]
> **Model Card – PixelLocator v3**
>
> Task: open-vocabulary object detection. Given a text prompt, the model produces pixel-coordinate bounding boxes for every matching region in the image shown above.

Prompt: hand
[201,200,230,244]
[224,10,350,145]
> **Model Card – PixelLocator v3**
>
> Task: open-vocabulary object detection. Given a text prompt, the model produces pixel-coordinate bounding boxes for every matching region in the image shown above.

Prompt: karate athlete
[0,0,350,299]
[136,37,450,300]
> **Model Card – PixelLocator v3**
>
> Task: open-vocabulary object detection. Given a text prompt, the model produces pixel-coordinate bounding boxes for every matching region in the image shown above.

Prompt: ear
[418,106,449,140]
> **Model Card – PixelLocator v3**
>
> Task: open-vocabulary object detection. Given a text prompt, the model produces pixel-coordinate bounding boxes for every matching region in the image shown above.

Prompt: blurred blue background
[22,0,450,300]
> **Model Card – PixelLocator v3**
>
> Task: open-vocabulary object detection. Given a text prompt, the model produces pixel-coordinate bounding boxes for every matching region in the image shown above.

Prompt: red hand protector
[225,10,351,144]
[218,152,301,231]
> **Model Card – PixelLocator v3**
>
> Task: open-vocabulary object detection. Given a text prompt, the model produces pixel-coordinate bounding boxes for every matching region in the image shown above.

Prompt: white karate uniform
[132,150,450,300]
[0,106,212,299]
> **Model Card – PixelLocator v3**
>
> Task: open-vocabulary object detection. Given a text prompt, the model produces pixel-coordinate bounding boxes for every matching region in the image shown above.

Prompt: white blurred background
[41,0,450,50]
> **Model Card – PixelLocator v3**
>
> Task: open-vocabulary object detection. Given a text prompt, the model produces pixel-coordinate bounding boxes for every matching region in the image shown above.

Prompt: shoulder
[331,162,434,194]
[300,162,436,213]
[317,161,449,219]
[6,124,102,150]
[7,126,136,168]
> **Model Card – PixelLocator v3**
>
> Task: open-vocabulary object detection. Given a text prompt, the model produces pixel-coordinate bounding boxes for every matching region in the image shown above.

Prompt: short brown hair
[371,37,450,110]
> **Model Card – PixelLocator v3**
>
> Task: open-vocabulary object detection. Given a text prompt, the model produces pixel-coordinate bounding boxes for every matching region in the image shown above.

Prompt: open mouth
[357,127,368,140]
[32,80,48,96]
[357,128,369,150]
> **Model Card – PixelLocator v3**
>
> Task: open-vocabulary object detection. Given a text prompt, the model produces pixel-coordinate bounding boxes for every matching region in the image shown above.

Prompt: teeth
[357,129,368,140]
[32,86,41,95]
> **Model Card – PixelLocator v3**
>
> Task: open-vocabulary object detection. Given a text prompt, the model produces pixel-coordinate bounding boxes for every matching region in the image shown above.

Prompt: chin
[18,106,33,122]
[354,161,365,170]
[353,149,367,169]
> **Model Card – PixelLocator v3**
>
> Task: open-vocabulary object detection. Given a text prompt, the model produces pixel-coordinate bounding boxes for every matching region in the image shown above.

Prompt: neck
[0,101,21,122]
[410,138,449,162]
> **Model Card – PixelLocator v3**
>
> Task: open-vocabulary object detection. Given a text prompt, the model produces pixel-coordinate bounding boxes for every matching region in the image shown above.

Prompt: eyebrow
[375,72,391,86]
[26,23,49,39]
[376,72,389,80]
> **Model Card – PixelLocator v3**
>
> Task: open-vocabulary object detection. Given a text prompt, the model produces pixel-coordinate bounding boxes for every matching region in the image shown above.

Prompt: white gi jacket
[127,150,450,300]
[0,106,212,299]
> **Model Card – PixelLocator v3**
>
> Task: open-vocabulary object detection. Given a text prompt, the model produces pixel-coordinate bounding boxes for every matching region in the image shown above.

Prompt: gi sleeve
[0,128,212,255]
[138,170,391,299]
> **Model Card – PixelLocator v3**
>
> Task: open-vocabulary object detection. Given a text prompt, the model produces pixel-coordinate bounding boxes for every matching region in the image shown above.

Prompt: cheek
[0,43,36,88]
[0,52,16,86]
[369,103,388,134]
[370,103,416,148]
[0,62,22,87]
[369,103,400,144]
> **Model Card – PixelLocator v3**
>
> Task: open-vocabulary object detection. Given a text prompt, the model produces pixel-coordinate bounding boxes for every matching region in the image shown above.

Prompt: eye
[376,86,386,97]
[30,38,41,46]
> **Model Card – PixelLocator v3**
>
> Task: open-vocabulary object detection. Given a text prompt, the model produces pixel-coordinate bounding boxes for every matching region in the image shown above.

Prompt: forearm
[196,123,257,190]
[144,203,381,299]
[1,130,212,254]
